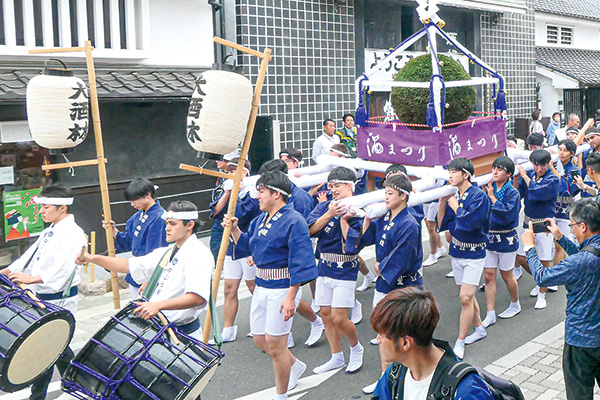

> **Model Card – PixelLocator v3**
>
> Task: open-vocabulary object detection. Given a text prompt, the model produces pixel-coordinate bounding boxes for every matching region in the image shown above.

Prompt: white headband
[330,148,350,157]
[328,179,355,185]
[161,210,198,220]
[262,184,290,197]
[386,184,410,195]
[32,196,73,205]
[227,162,250,173]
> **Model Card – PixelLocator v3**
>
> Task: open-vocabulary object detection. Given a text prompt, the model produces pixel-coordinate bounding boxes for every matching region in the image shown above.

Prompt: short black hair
[448,158,474,180]
[506,134,517,143]
[256,171,292,201]
[229,157,252,171]
[259,159,288,174]
[385,163,407,177]
[330,143,350,157]
[527,133,544,147]
[566,127,579,135]
[40,182,73,199]
[323,119,334,127]
[586,152,600,173]
[327,166,357,183]
[531,109,540,120]
[529,149,552,165]
[558,139,577,154]
[552,112,561,119]
[125,178,155,201]
[586,126,600,136]
[384,174,412,201]
[570,199,600,232]
[166,200,200,233]
[342,113,354,122]
[492,155,515,176]
[279,148,303,163]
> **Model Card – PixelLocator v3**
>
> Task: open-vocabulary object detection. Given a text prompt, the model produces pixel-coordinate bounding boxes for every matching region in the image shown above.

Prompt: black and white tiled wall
[236,0,356,164]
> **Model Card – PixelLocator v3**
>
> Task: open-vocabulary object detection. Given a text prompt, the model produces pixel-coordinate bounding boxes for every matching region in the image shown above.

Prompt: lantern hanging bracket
[179,163,229,180]
[28,41,120,310]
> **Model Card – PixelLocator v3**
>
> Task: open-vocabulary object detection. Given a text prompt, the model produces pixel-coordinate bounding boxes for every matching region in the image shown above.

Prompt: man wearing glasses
[522,199,600,400]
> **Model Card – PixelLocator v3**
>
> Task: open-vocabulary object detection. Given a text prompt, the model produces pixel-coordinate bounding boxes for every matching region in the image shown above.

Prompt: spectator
[575,152,600,203]
[312,119,340,163]
[370,288,493,400]
[522,199,600,400]
[547,112,561,146]
[335,114,357,157]
[530,109,544,136]
[556,113,581,142]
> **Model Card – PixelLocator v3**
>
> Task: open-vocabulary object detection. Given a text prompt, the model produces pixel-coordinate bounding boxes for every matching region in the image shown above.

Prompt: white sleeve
[128,247,167,284]
[183,245,214,303]
[8,236,42,273]
[37,231,87,292]
[312,138,322,163]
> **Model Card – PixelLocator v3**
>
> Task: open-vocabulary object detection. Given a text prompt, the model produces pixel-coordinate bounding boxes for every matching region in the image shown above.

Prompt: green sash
[142,246,176,299]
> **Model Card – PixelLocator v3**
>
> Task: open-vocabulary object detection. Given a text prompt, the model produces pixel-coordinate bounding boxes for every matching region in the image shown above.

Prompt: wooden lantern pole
[29,41,121,309]
[179,37,272,343]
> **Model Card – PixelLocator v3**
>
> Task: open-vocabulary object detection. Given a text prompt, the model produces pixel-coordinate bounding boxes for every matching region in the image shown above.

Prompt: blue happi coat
[289,183,315,218]
[487,183,520,253]
[234,205,317,289]
[347,207,423,293]
[518,169,560,223]
[307,201,363,281]
[438,185,491,260]
[556,161,581,220]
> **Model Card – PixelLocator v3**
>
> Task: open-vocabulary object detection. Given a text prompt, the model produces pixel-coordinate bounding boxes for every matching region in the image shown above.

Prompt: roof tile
[536,46,600,85]
[536,0,600,22]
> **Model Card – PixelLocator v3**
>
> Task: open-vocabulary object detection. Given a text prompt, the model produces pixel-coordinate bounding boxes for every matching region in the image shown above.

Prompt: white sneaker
[547,286,558,292]
[370,337,379,345]
[351,300,363,324]
[313,354,345,374]
[287,332,295,348]
[423,253,438,267]
[311,299,320,313]
[435,246,448,258]
[513,266,523,280]
[534,294,547,309]
[464,327,487,345]
[221,326,237,343]
[346,343,364,373]
[498,303,521,319]
[288,359,307,391]
[453,339,465,360]
[362,381,378,394]
[305,317,324,346]
[357,272,375,292]
[530,286,540,297]
[482,314,496,328]
[446,270,455,278]
[247,331,253,338]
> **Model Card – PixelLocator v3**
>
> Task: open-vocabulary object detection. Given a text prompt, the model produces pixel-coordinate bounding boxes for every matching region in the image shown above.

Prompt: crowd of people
[3,111,600,400]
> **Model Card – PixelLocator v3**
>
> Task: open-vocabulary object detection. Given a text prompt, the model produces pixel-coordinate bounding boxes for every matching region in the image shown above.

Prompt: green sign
[4,188,45,241]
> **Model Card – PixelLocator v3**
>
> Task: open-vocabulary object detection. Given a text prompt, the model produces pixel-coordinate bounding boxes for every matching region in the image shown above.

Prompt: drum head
[1,309,74,392]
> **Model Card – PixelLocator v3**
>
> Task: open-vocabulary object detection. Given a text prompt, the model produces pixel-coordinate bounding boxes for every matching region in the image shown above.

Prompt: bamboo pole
[179,163,229,180]
[42,158,105,171]
[202,44,272,343]
[90,231,96,283]
[83,41,120,309]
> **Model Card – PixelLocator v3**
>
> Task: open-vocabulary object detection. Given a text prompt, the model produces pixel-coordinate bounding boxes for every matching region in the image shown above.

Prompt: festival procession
[0,0,598,399]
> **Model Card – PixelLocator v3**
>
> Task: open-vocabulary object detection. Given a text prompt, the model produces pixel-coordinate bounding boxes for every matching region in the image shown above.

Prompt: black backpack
[383,341,524,400]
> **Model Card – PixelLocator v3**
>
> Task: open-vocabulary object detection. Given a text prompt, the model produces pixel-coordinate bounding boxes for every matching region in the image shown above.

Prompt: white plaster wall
[537,72,561,117]
[535,13,600,50]
[143,0,215,67]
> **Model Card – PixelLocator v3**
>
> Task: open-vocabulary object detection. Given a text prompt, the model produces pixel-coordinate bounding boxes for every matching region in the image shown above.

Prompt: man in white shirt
[555,113,581,142]
[2,183,87,400]
[78,200,213,340]
[311,119,340,163]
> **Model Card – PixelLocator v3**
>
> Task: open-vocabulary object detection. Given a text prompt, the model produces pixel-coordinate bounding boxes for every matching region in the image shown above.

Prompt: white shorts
[315,276,355,308]
[516,229,555,260]
[451,257,484,286]
[484,250,516,271]
[423,202,439,222]
[223,255,256,281]
[372,290,386,309]
[48,295,79,317]
[556,219,575,242]
[249,286,301,336]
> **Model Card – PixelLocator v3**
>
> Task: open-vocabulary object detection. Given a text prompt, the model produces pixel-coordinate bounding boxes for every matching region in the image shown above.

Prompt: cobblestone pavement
[484,321,600,400]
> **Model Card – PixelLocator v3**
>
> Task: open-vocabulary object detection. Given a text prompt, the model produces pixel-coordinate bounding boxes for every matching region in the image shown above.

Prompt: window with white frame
[547,25,573,45]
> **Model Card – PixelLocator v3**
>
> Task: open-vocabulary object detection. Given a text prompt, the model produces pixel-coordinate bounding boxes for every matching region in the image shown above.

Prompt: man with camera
[522,199,600,400]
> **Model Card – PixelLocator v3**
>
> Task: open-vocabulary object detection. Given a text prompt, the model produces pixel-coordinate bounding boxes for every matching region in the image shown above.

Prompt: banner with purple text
[357,119,507,166]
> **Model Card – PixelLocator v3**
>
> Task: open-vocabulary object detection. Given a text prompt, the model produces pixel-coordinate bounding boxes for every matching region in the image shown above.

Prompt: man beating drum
[77,200,213,340]
[1,183,87,400]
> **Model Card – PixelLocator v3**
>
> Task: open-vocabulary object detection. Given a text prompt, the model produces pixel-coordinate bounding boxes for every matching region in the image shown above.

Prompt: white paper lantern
[26,60,89,152]
[186,70,253,156]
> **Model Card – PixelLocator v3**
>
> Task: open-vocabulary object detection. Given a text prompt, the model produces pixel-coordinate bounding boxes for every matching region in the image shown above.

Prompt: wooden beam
[42,158,106,171]
[29,46,87,54]
[179,163,229,180]
[214,36,272,60]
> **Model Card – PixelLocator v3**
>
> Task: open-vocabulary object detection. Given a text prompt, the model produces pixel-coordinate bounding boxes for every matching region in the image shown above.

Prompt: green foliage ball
[390,54,476,128]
